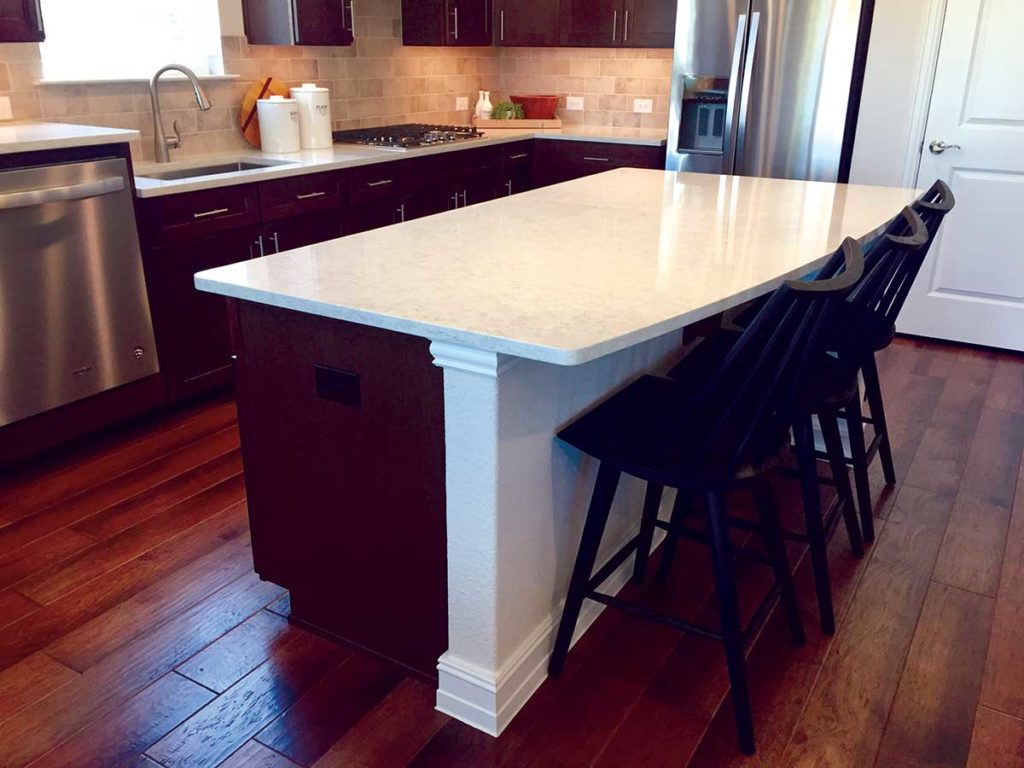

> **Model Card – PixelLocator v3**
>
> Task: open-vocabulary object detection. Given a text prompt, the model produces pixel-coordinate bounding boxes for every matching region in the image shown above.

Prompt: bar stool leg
[633,483,664,583]
[862,354,897,485]
[549,462,621,677]
[844,388,876,543]
[793,415,836,635]
[706,489,756,755]
[656,491,692,583]
[751,479,805,646]
[819,411,866,558]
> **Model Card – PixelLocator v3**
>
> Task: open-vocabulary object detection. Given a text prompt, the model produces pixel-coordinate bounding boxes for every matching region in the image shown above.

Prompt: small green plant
[490,101,525,120]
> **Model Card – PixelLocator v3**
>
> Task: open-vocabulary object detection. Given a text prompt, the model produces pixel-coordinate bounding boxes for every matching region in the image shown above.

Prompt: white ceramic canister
[290,83,333,150]
[257,95,301,153]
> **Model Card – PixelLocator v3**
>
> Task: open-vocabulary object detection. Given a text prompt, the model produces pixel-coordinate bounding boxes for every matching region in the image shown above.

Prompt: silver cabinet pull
[295,191,326,200]
[929,140,963,155]
[395,203,406,222]
[450,192,460,209]
[462,190,468,207]
[583,156,611,162]
[624,10,629,42]
[367,179,394,187]
[193,207,230,219]
[500,9,505,41]
[345,0,354,32]
[0,176,124,211]
[612,10,618,42]
[506,179,513,196]
[508,152,529,160]
[453,6,459,39]
[253,235,266,258]
[270,232,280,253]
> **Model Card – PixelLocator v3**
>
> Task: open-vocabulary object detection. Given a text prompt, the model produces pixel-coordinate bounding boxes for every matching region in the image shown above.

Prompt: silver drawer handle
[367,179,394,187]
[509,153,529,160]
[583,156,611,162]
[0,176,124,212]
[295,191,326,200]
[193,207,230,219]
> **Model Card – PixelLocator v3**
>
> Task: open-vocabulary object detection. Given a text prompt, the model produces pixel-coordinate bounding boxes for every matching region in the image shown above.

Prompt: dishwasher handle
[0,176,126,212]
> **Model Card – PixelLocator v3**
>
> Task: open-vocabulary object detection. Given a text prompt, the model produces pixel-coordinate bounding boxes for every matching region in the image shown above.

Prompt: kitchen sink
[138,159,296,181]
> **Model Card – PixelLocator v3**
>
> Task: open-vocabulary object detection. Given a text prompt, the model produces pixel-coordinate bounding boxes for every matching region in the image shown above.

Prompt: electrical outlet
[0,97,12,121]
[566,96,584,112]
[456,96,469,111]
[633,98,653,114]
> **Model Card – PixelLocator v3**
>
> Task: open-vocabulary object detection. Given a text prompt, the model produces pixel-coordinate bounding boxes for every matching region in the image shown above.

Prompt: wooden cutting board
[239,77,291,148]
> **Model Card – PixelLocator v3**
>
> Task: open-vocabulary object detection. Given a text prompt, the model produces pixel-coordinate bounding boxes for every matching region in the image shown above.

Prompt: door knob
[929,140,962,155]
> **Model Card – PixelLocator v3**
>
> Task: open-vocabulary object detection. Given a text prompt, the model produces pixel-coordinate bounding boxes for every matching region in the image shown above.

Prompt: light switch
[633,99,653,114]
[456,96,469,111]
[566,96,584,112]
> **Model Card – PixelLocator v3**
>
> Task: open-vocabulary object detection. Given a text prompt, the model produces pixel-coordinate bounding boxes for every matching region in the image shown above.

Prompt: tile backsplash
[0,0,669,162]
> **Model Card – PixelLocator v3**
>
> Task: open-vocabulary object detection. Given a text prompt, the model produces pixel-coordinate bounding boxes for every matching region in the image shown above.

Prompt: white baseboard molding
[436,517,670,736]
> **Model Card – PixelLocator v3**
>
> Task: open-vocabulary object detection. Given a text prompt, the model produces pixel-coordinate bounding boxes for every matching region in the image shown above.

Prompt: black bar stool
[664,207,930,636]
[550,239,865,755]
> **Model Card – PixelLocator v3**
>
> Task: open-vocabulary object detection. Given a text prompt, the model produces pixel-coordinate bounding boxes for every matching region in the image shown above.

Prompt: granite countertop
[0,121,139,155]
[133,125,669,198]
[195,168,920,366]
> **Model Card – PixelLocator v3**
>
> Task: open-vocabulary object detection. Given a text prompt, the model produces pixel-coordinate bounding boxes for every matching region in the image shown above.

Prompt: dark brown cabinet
[402,0,491,46]
[560,0,675,47]
[493,0,560,46]
[262,211,344,254]
[143,227,261,402]
[242,0,354,46]
[0,0,44,42]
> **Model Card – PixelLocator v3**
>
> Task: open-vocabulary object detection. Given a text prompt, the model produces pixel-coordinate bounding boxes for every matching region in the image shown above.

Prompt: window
[40,0,224,82]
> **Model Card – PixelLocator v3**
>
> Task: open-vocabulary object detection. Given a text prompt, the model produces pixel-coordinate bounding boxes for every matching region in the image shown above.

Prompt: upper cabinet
[494,0,561,47]
[402,0,491,47]
[242,0,354,46]
[0,0,45,43]
[560,0,676,48]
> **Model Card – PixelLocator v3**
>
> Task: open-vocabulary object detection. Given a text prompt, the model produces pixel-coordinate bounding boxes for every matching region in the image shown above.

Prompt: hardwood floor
[0,337,1022,767]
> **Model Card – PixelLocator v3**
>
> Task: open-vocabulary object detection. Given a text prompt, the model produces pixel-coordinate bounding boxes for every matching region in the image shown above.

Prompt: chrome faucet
[150,64,212,163]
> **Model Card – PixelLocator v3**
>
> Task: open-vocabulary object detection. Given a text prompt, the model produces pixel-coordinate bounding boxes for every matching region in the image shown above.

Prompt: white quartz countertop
[0,121,139,155]
[196,169,920,366]
[134,126,668,198]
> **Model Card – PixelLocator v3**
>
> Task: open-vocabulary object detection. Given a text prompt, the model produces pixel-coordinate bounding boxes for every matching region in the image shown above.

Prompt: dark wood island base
[228,299,448,678]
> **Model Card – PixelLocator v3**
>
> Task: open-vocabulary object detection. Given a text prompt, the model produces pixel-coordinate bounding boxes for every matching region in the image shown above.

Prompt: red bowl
[510,95,560,120]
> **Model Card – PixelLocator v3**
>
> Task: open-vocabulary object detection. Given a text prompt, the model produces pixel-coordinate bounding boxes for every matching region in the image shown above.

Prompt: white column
[430,331,684,736]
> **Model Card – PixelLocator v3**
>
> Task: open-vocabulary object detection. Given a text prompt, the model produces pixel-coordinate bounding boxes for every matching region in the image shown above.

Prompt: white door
[898,0,1024,350]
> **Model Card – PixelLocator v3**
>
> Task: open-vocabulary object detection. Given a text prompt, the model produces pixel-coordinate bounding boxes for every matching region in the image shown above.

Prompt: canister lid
[291,83,329,92]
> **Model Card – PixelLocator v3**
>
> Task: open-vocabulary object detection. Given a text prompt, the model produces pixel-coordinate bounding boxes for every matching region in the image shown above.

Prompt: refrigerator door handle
[734,11,761,175]
[723,14,749,174]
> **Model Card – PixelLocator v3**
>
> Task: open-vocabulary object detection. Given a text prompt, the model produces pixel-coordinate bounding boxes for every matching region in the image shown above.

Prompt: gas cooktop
[332,124,485,151]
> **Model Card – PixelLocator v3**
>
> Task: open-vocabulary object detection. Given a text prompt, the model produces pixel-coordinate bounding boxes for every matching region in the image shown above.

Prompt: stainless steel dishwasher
[0,157,159,427]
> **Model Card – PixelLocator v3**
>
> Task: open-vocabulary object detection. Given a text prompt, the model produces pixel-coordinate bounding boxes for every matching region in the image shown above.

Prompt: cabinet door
[344,198,408,235]
[0,0,44,42]
[401,0,447,45]
[494,0,560,46]
[294,0,354,45]
[263,211,344,254]
[560,0,622,47]
[144,226,261,402]
[451,0,491,45]
[624,0,675,48]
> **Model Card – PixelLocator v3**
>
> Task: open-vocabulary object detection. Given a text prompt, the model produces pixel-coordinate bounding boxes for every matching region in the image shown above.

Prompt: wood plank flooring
[0,338,1021,767]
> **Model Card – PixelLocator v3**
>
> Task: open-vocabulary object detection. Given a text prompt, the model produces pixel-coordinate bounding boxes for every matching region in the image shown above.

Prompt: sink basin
[139,159,296,181]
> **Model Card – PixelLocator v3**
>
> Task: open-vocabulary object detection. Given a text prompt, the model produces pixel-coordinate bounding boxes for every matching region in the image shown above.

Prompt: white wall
[218,0,245,36]
[850,0,946,187]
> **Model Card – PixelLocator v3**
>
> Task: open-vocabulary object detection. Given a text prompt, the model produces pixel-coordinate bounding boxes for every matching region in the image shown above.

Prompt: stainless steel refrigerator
[666,0,872,182]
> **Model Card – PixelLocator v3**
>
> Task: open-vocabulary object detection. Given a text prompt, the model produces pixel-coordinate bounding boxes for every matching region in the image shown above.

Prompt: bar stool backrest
[685,238,865,478]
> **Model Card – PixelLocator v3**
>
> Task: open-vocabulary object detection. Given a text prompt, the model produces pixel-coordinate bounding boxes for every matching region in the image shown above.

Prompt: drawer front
[349,161,407,204]
[405,146,501,194]
[502,140,535,171]
[541,140,665,169]
[259,171,347,223]
[139,185,261,245]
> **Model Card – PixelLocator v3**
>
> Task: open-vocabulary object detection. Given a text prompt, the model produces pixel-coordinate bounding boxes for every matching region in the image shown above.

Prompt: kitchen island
[196,168,919,736]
